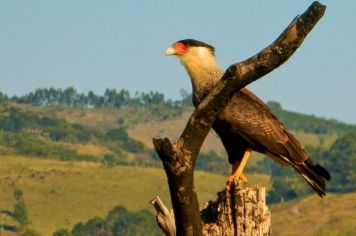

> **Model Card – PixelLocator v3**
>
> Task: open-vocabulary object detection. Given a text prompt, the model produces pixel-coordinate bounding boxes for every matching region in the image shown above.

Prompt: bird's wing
[218,88,308,164]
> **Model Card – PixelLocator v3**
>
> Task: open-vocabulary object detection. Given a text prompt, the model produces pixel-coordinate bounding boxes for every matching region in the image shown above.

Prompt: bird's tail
[281,130,331,196]
[291,160,330,197]
[268,150,331,197]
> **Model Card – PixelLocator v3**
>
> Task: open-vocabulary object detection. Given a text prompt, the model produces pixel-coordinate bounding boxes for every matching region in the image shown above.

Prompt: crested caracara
[166,39,330,196]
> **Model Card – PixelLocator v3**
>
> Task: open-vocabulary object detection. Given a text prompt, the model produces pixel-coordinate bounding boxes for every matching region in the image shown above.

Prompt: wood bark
[153,2,326,235]
[201,181,271,236]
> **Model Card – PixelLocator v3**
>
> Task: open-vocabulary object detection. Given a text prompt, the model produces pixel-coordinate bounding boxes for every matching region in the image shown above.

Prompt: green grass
[0,156,269,235]
[1,157,355,236]
[270,192,356,235]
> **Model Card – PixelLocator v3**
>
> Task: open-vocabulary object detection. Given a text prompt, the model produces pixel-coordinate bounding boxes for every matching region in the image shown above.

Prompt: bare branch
[150,196,176,236]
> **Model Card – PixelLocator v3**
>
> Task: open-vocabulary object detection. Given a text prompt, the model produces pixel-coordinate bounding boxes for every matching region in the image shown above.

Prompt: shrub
[196,151,228,174]
[106,128,129,141]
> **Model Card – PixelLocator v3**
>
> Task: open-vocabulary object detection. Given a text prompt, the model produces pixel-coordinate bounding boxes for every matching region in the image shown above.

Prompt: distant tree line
[2,89,353,133]
[2,87,192,109]
[0,87,194,122]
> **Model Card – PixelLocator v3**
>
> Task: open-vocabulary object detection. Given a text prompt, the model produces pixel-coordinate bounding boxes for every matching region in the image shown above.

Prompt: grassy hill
[0,103,157,169]
[1,156,355,235]
[267,101,355,135]
[0,156,270,235]
[271,192,356,235]
[8,101,343,158]
[0,101,345,179]
[126,110,339,156]
[1,99,354,180]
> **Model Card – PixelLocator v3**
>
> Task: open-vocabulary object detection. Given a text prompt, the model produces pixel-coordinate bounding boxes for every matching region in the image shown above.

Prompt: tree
[152,2,326,235]
[0,91,8,103]
[12,187,28,229]
[179,89,192,107]
[267,177,297,203]
[66,205,161,236]
[323,131,356,192]
[71,216,106,236]
[101,154,116,166]
[196,151,228,174]
[110,209,160,236]
[106,206,129,231]
[53,228,71,236]
[61,87,78,106]
[106,128,129,141]
[266,101,282,110]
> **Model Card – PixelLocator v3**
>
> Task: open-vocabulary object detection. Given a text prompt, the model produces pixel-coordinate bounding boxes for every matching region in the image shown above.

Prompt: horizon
[1,1,355,123]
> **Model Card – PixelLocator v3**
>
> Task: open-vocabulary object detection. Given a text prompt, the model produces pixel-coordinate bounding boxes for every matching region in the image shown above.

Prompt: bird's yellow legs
[226,148,252,189]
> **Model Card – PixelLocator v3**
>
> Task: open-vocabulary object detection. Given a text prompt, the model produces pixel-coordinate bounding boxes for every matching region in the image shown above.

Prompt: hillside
[1,156,355,235]
[0,103,156,168]
[0,156,269,235]
[271,192,356,235]
[267,101,354,135]
[126,110,340,156]
[1,94,356,235]
[14,101,346,150]
[1,96,355,178]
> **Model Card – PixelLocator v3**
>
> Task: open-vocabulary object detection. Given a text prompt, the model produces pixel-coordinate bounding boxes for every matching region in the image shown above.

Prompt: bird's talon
[225,173,248,190]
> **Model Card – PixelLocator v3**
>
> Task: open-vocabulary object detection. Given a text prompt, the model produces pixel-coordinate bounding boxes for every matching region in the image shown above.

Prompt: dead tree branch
[153,2,326,235]
[150,196,176,236]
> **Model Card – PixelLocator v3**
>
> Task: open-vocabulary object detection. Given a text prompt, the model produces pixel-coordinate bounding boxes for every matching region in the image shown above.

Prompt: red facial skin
[172,42,188,55]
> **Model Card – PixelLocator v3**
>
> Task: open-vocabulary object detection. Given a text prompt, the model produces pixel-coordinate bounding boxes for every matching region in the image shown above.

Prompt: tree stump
[201,180,271,236]
[151,180,271,236]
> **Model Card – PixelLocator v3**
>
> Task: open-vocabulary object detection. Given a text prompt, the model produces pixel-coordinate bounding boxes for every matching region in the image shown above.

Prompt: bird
[165,39,330,196]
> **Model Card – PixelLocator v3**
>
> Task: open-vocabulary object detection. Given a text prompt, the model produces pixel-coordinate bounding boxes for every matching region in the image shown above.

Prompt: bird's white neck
[179,47,224,106]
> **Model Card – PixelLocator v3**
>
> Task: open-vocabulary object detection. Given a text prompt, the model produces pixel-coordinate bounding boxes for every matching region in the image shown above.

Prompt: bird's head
[165,39,215,57]
[165,39,220,86]
[165,39,223,105]
[165,39,215,65]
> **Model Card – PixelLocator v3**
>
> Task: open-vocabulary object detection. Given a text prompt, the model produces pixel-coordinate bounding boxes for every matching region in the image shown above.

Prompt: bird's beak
[165,46,176,56]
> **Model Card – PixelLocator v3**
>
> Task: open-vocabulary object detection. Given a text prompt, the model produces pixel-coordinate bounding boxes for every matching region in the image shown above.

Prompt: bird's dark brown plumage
[213,88,330,195]
[167,39,330,196]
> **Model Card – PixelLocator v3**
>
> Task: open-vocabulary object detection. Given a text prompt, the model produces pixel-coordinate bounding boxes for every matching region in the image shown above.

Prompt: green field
[0,156,269,235]
[1,156,356,236]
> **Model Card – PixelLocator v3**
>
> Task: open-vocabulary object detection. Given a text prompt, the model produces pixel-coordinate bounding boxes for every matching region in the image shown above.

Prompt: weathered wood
[201,181,271,236]
[150,196,176,236]
[153,2,326,235]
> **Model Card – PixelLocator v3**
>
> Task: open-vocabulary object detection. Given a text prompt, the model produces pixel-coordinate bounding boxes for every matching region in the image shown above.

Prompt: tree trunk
[202,181,271,236]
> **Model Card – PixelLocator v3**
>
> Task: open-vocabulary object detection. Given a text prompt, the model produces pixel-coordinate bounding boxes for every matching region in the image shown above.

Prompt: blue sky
[0,1,355,123]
